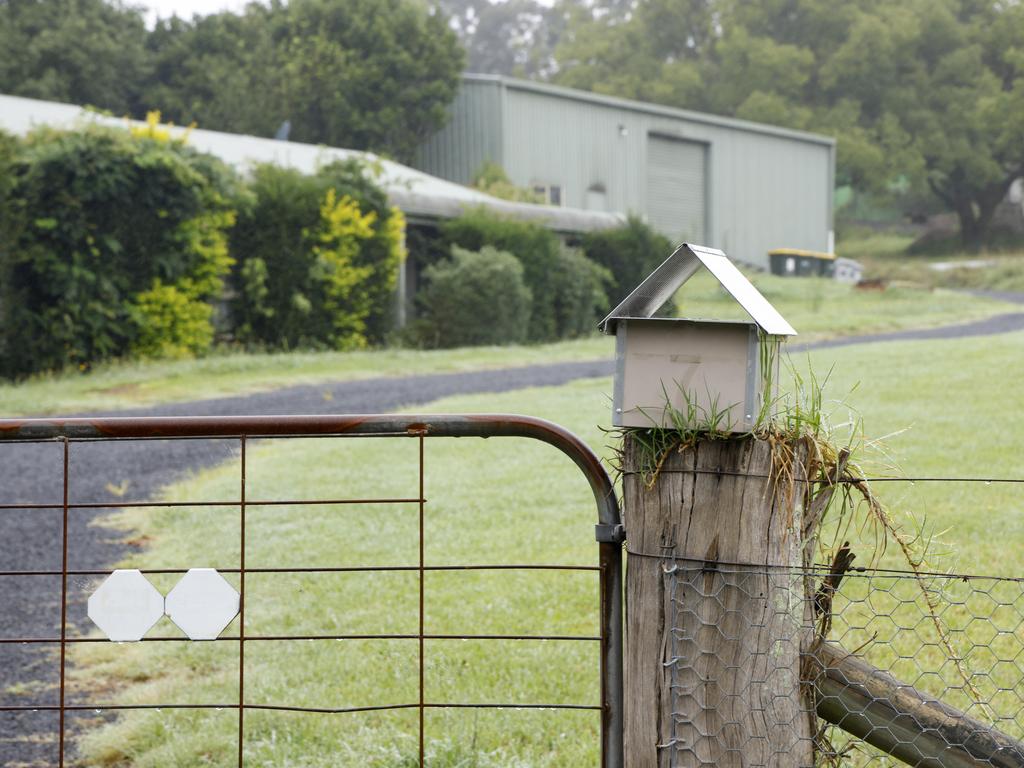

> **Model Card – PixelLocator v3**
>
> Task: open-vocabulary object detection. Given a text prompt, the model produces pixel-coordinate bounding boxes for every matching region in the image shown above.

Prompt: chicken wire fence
[660,557,1024,767]
[0,414,625,768]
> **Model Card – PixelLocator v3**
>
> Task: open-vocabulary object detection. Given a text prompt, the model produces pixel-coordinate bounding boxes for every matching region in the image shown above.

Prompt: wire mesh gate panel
[659,558,1024,767]
[0,414,624,767]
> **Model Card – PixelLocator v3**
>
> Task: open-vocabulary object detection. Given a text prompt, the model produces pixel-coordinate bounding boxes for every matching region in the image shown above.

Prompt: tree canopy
[0,0,149,114]
[142,0,464,161]
[0,0,464,162]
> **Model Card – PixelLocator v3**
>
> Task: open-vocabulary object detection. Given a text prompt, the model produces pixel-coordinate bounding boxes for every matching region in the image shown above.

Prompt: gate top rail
[0,413,621,527]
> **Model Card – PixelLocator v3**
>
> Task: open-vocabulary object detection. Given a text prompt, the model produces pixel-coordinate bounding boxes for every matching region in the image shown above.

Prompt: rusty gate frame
[0,413,624,767]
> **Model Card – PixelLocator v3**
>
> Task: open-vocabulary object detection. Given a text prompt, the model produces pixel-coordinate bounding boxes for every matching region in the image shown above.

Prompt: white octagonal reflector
[87,569,165,642]
[165,568,239,640]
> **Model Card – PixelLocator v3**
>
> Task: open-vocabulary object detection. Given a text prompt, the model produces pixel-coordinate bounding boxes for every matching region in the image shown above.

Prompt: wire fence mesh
[660,557,1024,767]
[0,415,625,768]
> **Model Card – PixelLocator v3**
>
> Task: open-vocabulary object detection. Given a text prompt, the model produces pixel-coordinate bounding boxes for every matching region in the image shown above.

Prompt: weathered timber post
[623,435,816,767]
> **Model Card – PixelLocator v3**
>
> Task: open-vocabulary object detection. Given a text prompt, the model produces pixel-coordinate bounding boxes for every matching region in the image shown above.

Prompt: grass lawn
[863,251,1024,293]
[0,338,613,417]
[70,379,612,767]
[835,231,916,261]
[836,227,1024,292]
[0,270,1016,417]
[63,328,1024,766]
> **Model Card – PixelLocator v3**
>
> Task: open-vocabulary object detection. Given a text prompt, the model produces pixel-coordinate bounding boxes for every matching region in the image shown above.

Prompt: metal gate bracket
[596,523,626,544]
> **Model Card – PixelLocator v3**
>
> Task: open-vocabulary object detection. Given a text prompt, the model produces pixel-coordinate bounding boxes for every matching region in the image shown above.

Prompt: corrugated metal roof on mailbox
[599,243,798,336]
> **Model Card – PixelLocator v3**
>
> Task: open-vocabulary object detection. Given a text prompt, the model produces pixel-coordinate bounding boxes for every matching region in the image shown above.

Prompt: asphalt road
[2,295,1023,765]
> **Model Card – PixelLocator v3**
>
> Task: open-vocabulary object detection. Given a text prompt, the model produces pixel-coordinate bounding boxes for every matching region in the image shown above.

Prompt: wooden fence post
[623,434,816,767]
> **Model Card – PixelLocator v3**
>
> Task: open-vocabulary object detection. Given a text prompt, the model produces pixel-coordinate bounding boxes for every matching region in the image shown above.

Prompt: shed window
[533,184,563,207]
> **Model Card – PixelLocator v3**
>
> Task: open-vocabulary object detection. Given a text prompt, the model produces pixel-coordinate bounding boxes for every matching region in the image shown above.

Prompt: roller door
[645,135,707,242]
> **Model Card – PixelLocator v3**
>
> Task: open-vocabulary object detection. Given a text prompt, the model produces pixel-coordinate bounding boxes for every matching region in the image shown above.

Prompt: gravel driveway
[3,295,1023,765]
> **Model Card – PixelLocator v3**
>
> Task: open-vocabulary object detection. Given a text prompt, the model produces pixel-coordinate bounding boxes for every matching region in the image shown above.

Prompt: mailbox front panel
[613,319,759,430]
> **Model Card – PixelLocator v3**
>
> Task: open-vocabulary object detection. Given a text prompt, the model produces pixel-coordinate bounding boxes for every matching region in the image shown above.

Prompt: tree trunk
[955,199,987,252]
[623,435,816,767]
[953,178,1014,252]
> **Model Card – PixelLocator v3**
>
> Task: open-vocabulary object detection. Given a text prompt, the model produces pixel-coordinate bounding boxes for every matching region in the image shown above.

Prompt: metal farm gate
[0,414,624,767]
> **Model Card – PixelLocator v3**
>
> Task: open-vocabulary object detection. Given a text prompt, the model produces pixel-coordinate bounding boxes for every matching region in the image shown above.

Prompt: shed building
[416,75,836,268]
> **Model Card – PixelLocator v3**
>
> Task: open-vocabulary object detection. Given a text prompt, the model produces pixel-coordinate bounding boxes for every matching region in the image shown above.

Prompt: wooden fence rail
[812,641,1024,768]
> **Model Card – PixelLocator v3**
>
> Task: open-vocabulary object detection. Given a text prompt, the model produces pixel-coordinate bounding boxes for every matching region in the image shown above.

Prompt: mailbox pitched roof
[599,243,797,336]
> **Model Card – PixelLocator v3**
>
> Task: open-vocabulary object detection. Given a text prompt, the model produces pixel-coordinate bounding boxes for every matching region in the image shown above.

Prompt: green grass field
[862,252,1024,293]
[835,231,916,261]
[836,227,1024,292]
[0,269,1014,417]
[61,327,1024,766]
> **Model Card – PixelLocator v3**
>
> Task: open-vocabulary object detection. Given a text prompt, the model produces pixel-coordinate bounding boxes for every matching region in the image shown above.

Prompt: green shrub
[0,130,17,199]
[0,131,19,367]
[0,124,238,378]
[581,214,673,306]
[441,209,612,341]
[551,246,613,338]
[413,245,532,348]
[441,209,567,341]
[230,160,405,349]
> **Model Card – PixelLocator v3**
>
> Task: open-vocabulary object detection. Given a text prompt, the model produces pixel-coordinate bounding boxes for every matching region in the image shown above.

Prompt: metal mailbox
[599,243,797,431]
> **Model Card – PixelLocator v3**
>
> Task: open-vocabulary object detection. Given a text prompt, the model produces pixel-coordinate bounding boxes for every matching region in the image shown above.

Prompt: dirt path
[3,298,1024,765]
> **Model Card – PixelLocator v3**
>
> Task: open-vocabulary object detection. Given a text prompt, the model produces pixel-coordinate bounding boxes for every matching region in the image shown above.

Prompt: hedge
[0,122,238,378]
[0,122,669,376]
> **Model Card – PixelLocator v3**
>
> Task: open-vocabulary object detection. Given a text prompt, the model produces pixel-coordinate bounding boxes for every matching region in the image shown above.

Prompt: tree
[0,0,464,162]
[140,0,464,161]
[818,0,1024,249]
[0,0,149,113]
[435,0,567,77]
[140,9,274,137]
[551,0,1024,249]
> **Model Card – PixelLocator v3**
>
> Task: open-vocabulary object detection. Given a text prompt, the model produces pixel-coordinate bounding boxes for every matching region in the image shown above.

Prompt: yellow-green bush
[230,161,406,349]
[129,282,215,359]
[307,189,377,349]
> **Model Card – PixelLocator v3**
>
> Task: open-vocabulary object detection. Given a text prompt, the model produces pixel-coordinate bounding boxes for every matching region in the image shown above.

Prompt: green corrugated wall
[415,76,835,267]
